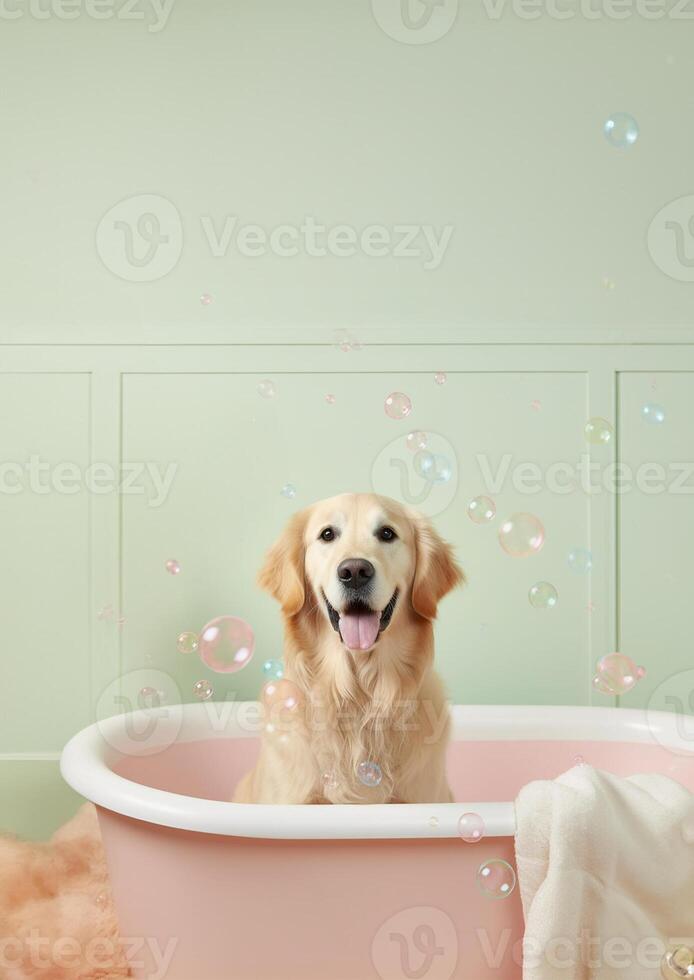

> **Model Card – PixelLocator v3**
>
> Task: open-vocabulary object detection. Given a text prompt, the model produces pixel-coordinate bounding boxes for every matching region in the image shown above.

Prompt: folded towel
[515,766,694,979]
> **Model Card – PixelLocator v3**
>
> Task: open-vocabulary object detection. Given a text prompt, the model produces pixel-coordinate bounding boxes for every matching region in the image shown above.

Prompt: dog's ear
[258,511,307,616]
[410,513,464,620]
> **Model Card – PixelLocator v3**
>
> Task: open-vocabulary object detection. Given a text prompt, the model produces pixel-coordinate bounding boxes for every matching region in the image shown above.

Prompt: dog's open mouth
[323,590,398,651]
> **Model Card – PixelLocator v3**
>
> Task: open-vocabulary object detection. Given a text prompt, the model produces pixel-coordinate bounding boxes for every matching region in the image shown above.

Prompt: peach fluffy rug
[0,804,129,979]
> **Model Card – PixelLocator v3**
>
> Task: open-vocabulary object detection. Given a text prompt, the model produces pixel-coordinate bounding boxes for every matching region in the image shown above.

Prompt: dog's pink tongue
[339,611,380,651]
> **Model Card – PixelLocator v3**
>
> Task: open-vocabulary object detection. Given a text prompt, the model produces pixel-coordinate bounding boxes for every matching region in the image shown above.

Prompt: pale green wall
[1,1,694,839]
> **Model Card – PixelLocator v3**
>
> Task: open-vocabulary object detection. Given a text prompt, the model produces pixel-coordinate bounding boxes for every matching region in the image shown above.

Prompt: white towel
[514,766,694,979]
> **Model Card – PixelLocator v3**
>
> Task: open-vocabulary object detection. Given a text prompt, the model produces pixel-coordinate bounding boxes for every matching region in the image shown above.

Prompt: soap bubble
[193,679,213,701]
[357,760,383,787]
[176,631,199,655]
[467,496,496,525]
[594,652,644,695]
[427,455,452,484]
[604,112,639,149]
[257,379,276,399]
[198,616,255,674]
[413,450,452,484]
[530,400,542,411]
[458,812,485,843]
[642,403,665,425]
[384,392,412,420]
[323,770,339,791]
[568,548,593,574]
[477,859,517,899]
[498,514,545,557]
[138,687,161,707]
[262,659,284,679]
[325,393,336,405]
[661,946,694,979]
[414,450,435,479]
[280,483,297,499]
[584,417,613,445]
[262,679,302,713]
[434,372,447,386]
[199,293,212,306]
[165,559,181,575]
[529,582,558,609]
[406,430,428,453]
[428,816,439,828]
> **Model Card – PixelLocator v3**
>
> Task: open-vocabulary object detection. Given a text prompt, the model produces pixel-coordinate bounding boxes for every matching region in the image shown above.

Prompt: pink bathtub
[60,703,694,980]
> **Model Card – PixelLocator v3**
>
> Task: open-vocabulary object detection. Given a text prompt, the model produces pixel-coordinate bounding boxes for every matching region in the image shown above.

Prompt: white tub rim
[60,702,690,841]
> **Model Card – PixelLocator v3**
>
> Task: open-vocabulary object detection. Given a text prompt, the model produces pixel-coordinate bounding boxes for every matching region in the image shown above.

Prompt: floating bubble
[384,392,412,420]
[428,455,452,484]
[434,372,447,386]
[406,430,428,453]
[642,403,665,425]
[477,859,517,899]
[594,652,644,696]
[467,496,496,525]
[458,812,485,843]
[413,450,452,484]
[574,754,586,767]
[568,548,593,574]
[584,417,613,445]
[193,679,213,701]
[262,659,284,679]
[138,687,161,707]
[602,276,616,290]
[323,770,339,792]
[334,329,361,352]
[95,892,108,908]
[257,379,276,399]
[357,760,383,787]
[661,946,694,980]
[498,514,545,557]
[604,112,639,149]
[177,631,199,655]
[199,293,212,306]
[530,400,542,411]
[198,616,255,674]
[325,393,336,405]
[428,816,439,829]
[414,450,435,479]
[262,678,302,713]
[280,483,297,499]
[165,559,181,576]
[529,581,558,610]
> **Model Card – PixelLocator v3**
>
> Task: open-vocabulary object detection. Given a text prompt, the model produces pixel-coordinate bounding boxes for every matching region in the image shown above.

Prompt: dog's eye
[319,527,336,542]
[376,526,397,542]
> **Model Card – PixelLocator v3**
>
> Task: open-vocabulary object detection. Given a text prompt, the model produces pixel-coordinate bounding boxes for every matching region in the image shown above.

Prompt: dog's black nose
[337,558,375,589]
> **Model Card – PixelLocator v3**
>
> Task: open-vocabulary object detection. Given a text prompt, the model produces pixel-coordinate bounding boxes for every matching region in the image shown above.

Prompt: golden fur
[234,493,463,805]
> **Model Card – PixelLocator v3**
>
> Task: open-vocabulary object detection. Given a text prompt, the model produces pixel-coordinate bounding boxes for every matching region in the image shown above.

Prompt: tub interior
[111,736,694,803]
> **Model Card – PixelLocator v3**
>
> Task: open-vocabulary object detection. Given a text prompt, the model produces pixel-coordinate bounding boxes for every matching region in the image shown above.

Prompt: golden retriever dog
[234,492,463,805]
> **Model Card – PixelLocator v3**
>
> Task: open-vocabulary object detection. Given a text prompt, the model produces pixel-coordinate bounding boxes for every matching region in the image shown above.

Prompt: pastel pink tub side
[61,704,694,980]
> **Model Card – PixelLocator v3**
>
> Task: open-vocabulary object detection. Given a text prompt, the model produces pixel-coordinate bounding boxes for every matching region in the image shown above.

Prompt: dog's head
[258,493,463,654]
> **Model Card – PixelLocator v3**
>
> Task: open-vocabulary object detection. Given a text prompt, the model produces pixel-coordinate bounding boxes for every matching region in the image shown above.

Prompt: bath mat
[0,803,130,979]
